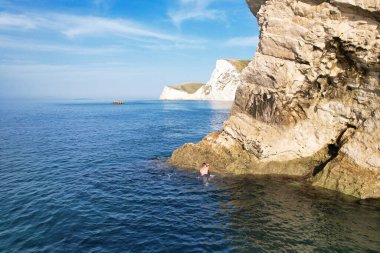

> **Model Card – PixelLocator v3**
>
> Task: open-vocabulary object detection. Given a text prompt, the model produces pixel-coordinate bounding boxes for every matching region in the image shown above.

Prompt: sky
[0,0,259,100]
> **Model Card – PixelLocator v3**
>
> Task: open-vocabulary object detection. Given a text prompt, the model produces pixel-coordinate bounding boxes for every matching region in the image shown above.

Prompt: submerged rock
[170,0,380,199]
[159,59,250,101]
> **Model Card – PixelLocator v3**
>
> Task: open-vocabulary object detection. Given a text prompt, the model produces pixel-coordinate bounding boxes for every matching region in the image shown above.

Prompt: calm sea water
[0,100,379,253]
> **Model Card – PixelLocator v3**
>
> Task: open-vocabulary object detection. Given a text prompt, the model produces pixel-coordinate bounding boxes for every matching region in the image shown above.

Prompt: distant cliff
[170,0,380,199]
[159,59,250,101]
[159,83,205,100]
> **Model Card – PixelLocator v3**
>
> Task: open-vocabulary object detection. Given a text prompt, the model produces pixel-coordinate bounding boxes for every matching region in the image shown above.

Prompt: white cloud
[0,35,129,55]
[57,15,183,42]
[224,36,259,47]
[168,0,224,27]
[0,13,38,29]
[0,12,204,46]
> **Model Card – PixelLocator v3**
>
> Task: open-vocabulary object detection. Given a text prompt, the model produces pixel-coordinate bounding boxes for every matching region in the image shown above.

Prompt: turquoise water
[0,100,379,252]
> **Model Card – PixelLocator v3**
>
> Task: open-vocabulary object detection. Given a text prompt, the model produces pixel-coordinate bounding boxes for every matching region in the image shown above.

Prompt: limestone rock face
[159,59,249,101]
[170,0,380,199]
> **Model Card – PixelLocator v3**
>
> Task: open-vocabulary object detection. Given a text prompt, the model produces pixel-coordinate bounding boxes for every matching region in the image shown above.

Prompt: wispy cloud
[224,36,259,47]
[0,35,129,55]
[168,0,224,27]
[0,13,38,29]
[58,14,184,42]
[93,0,111,8]
[0,12,204,48]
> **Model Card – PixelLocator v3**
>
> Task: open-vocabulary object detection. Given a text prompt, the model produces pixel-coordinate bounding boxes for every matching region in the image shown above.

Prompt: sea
[0,100,379,253]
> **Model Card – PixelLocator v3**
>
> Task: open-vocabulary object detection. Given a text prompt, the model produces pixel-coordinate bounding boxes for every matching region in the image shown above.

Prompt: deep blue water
[0,100,379,253]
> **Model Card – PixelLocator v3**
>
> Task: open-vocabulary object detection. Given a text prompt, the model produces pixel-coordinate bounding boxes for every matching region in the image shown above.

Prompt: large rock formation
[170,0,380,199]
[159,59,250,101]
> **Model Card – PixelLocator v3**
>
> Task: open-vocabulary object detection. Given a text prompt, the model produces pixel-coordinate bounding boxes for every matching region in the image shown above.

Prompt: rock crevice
[310,123,356,177]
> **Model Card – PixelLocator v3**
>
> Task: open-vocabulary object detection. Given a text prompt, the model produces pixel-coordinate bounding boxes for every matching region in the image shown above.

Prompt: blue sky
[0,0,259,100]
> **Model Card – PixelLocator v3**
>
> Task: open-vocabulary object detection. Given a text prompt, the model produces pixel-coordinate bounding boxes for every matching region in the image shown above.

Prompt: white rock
[159,59,249,101]
[194,59,246,101]
[159,86,201,100]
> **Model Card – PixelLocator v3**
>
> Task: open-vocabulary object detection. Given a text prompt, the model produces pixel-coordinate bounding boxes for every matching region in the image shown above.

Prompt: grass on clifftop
[226,59,251,72]
[170,83,205,94]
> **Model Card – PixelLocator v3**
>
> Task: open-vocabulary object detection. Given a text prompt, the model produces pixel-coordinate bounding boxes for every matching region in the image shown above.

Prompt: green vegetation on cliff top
[170,83,205,94]
[226,59,251,72]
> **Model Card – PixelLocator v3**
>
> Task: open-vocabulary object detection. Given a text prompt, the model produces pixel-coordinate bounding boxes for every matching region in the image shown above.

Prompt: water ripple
[0,101,379,252]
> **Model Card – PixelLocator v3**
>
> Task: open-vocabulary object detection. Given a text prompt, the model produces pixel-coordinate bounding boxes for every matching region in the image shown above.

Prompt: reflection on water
[160,100,232,138]
[215,176,380,252]
[208,101,234,132]
[207,100,234,110]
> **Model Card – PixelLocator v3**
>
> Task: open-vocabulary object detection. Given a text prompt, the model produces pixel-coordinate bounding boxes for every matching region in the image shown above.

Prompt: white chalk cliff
[159,59,249,101]
[159,84,204,100]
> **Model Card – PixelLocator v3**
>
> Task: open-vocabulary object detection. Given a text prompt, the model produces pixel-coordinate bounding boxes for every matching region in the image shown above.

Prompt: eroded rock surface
[170,0,380,199]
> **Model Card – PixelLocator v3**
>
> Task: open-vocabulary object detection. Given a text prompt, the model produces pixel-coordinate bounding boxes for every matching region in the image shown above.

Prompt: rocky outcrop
[170,0,380,199]
[159,59,249,101]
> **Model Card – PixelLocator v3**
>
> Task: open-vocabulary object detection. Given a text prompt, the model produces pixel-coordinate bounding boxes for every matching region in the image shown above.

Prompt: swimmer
[199,163,211,184]
[199,162,210,176]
